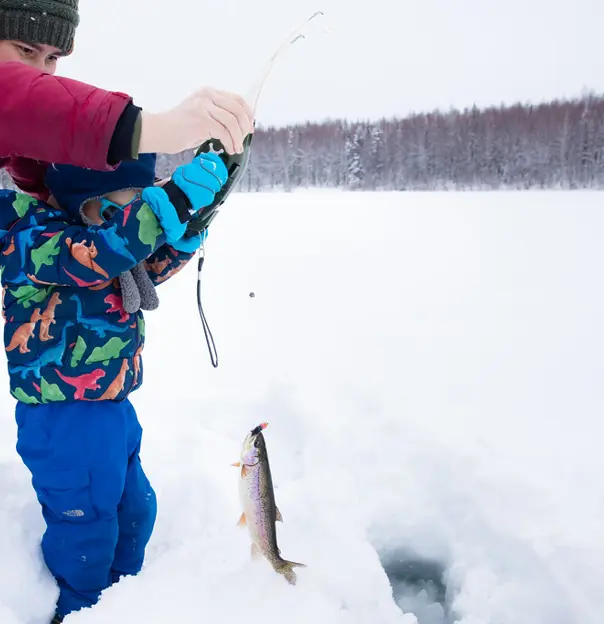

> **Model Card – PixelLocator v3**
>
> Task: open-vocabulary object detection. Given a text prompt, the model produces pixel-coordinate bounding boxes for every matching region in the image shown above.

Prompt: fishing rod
[183,9,326,239]
[192,10,328,368]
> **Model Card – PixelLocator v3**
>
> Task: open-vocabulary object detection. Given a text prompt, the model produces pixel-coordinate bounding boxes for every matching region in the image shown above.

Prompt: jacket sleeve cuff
[107,103,142,165]
[141,186,188,243]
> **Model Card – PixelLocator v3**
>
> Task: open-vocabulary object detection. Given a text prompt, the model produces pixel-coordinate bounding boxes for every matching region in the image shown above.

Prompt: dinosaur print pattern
[99,359,129,400]
[104,294,129,323]
[3,238,14,255]
[6,308,42,353]
[33,377,67,403]
[31,232,61,274]
[136,203,162,248]
[56,369,106,400]
[89,278,120,291]
[71,295,131,338]
[9,285,51,308]
[132,344,143,386]
[85,337,131,365]
[13,195,37,217]
[155,260,189,284]
[27,273,57,286]
[65,237,109,278]
[70,336,87,367]
[0,191,195,404]
[146,257,171,275]
[40,292,62,341]
[15,222,46,265]
[62,268,107,288]
[9,323,72,380]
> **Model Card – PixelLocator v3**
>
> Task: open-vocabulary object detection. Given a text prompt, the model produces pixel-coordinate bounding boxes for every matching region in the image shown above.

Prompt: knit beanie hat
[0,0,79,54]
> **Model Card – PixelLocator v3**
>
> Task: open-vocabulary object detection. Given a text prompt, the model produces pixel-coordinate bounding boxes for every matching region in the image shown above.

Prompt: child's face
[0,40,64,73]
[82,200,103,226]
[50,189,148,227]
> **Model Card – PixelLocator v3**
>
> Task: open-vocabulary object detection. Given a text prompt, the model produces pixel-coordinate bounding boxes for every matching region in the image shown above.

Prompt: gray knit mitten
[80,200,159,314]
[131,262,159,311]
[119,270,142,314]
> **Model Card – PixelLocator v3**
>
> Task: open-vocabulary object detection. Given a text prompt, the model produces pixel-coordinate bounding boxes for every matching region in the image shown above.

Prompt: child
[0,150,228,623]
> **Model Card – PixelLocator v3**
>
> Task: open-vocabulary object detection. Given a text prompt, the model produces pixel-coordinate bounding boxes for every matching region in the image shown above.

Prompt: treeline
[4,93,604,192]
[232,92,604,191]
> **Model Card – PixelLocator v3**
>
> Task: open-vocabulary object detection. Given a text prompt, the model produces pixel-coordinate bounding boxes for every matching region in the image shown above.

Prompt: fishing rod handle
[182,132,253,239]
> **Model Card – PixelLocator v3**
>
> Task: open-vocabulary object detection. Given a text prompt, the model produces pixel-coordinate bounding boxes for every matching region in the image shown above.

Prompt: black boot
[50,614,64,624]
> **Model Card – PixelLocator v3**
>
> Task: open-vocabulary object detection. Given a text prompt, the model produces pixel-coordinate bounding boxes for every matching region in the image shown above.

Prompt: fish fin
[275,506,283,522]
[231,462,241,467]
[237,513,246,527]
[241,464,249,477]
[251,543,262,560]
[277,559,307,586]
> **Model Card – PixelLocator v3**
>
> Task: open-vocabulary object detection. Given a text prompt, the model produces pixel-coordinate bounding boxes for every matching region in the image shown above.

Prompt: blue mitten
[170,229,208,253]
[142,152,228,244]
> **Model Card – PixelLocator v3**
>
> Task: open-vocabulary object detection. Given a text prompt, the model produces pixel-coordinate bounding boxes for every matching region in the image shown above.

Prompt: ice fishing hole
[380,550,459,624]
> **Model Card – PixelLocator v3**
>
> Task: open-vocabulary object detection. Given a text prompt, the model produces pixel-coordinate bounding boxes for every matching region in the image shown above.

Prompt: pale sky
[61,0,604,127]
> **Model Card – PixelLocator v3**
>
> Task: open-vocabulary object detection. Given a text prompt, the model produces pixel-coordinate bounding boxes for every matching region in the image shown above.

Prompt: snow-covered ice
[0,190,602,623]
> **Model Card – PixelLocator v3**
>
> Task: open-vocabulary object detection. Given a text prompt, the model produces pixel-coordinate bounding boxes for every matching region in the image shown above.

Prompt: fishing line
[196,10,329,367]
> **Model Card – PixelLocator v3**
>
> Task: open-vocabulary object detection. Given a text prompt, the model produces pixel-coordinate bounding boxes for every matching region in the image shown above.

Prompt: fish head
[240,423,268,466]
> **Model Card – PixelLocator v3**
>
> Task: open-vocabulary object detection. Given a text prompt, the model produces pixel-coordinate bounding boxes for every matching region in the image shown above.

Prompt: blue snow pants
[15,399,157,618]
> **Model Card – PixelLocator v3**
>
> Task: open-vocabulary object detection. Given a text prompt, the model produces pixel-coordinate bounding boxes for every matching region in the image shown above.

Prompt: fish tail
[276,559,307,585]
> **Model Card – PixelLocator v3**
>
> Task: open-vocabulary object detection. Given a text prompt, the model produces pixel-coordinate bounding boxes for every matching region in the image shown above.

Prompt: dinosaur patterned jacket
[0,191,194,405]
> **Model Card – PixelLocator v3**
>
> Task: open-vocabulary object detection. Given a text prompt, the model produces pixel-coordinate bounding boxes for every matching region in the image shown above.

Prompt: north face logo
[62,509,85,517]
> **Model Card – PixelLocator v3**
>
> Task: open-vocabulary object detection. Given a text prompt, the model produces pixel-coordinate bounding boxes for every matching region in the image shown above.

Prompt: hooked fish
[232,422,306,585]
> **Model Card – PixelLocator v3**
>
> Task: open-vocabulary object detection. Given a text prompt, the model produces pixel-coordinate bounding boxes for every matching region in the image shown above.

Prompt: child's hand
[141,153,228,245]
[167,152,229,219]
[170,230,207,253]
